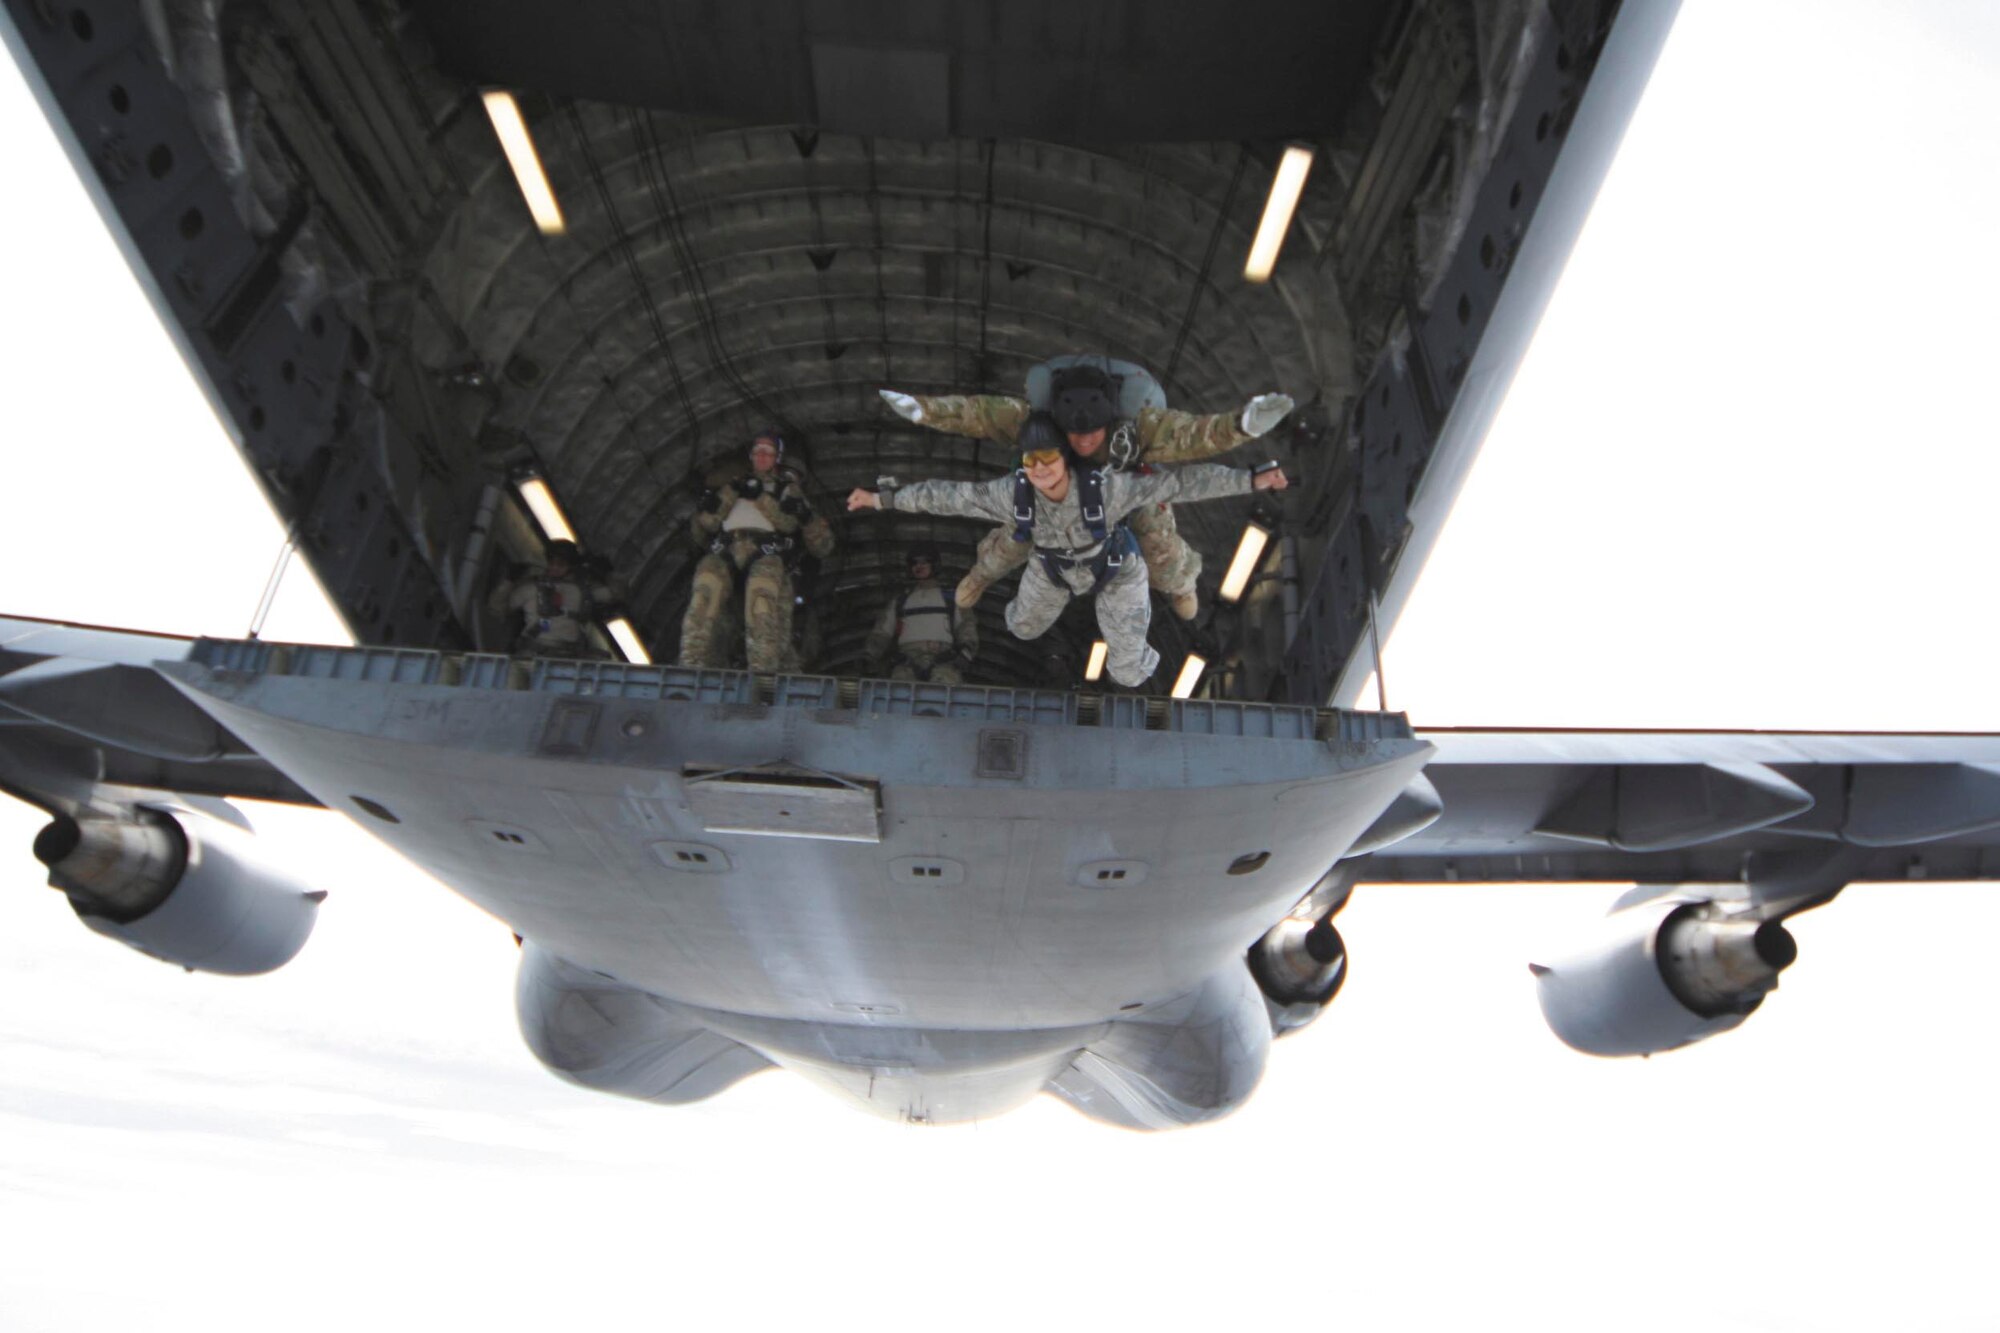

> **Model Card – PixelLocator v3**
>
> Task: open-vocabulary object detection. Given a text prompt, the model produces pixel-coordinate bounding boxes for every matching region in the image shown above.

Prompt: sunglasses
[1021,448,1065,467]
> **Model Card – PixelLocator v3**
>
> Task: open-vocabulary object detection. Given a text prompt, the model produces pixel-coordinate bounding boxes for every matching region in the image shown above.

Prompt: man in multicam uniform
[878,365,1294,619]
[678,429,835,672]
[847,412,1289,689]
[865,543,979,683]
[486,539,615,659]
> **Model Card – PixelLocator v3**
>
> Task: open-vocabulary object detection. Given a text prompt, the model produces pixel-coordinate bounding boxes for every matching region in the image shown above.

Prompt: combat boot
[954,569,991,609]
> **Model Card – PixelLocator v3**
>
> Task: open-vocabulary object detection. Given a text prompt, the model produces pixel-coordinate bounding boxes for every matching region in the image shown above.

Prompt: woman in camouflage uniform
[878,365,1293,619]
[848,413,1289,689]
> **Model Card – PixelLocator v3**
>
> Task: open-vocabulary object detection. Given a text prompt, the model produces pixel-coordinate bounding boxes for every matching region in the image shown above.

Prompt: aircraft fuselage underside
[158,638,1428,1124]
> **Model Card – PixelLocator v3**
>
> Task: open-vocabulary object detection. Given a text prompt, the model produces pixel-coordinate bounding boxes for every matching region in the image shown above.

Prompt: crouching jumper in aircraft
[485,538,618,658]
[679,429,835,672]
[879,357,1294,619]
[848,412,1288,687]
[865,543,979,683]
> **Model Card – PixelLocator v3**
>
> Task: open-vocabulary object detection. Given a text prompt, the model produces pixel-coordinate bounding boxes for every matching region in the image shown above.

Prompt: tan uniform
[907,393,1253,601]
[865,580,979,683]
[679,465,835,672]
[487,568,613,658]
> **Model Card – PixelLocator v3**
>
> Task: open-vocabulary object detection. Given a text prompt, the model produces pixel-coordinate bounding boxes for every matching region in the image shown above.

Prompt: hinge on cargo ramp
[682,763,881,843]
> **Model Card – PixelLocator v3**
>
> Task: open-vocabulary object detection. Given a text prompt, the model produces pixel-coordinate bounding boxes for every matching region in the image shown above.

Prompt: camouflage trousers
[678,542,793,673]
[969,502,1199,597]
[889,643,965,684]
[1129,502,1201,596]
[1008,554,1158,688]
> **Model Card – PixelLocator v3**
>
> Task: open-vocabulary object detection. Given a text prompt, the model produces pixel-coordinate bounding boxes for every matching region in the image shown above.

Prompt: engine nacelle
[34,809,322,975]
[1530,895,1798,1057]
[1247,913,1348,1036]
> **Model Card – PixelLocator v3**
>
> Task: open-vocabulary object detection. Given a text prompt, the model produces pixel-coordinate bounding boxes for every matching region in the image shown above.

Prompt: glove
[1240,392,1295,438]
[697,488,722,514]
[880,389,925,424]
[781,495,812,520]
[738,475,763,499]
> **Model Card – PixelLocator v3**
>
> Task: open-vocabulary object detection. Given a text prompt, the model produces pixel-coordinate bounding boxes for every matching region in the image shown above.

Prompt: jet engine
[1248,911,1348,1036]
[1530,895,1799,1057]
[33,808,322,975]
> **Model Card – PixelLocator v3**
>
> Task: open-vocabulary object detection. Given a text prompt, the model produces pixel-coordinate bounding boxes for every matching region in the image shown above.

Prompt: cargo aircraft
[6,0,1996,1129]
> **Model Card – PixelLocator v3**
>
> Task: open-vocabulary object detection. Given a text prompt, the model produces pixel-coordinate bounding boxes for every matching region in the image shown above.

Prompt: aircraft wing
[9,613,1997,894]
[10,613,1998,1096]
[1362,727,2000,891]
[0,616,312,816]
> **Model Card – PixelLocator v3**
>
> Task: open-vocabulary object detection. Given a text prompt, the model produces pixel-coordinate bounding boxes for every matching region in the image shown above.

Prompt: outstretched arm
[1109,463,1288,517]
[881,390,1032,444]
[1134,393,1295,463]
[848,475,1018,525]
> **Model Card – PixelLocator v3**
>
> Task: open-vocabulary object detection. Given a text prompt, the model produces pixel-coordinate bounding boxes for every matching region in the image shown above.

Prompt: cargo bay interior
[8,0,1621,702]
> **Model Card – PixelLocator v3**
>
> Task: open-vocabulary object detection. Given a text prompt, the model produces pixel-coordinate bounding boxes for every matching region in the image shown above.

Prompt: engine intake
[1248,912,1348,1035]
[36,809,322,976]
[1530,895,1798,1057]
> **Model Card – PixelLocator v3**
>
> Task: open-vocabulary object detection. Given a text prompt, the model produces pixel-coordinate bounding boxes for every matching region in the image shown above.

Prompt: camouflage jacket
[884,464,1253,556]
[865,581,979,662]
[908,393,1252,467]
[691,463,836,558]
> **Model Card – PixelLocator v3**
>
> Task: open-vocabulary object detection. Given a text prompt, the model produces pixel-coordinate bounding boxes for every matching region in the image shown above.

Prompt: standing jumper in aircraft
[679,430,835,672]
[866,543,980,683]
[485,539,615,659]
[879,360,1295,618]
[849,412,1290,686]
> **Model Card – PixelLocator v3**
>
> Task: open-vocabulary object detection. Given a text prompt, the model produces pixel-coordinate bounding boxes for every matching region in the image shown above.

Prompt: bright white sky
[3,4,1999,1331]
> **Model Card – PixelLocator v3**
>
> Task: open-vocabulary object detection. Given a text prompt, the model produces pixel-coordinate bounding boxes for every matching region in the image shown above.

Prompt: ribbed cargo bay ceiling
[16,0,1619,697]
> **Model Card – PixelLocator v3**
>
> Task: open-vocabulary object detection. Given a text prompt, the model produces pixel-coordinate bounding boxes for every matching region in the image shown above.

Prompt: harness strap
[1035,523,1137,590]
[1011,470,1035,543]
[1077,467,1110,544]
[533,575,600,625]
[534,578,565,621]
[1015,466,1111,542]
